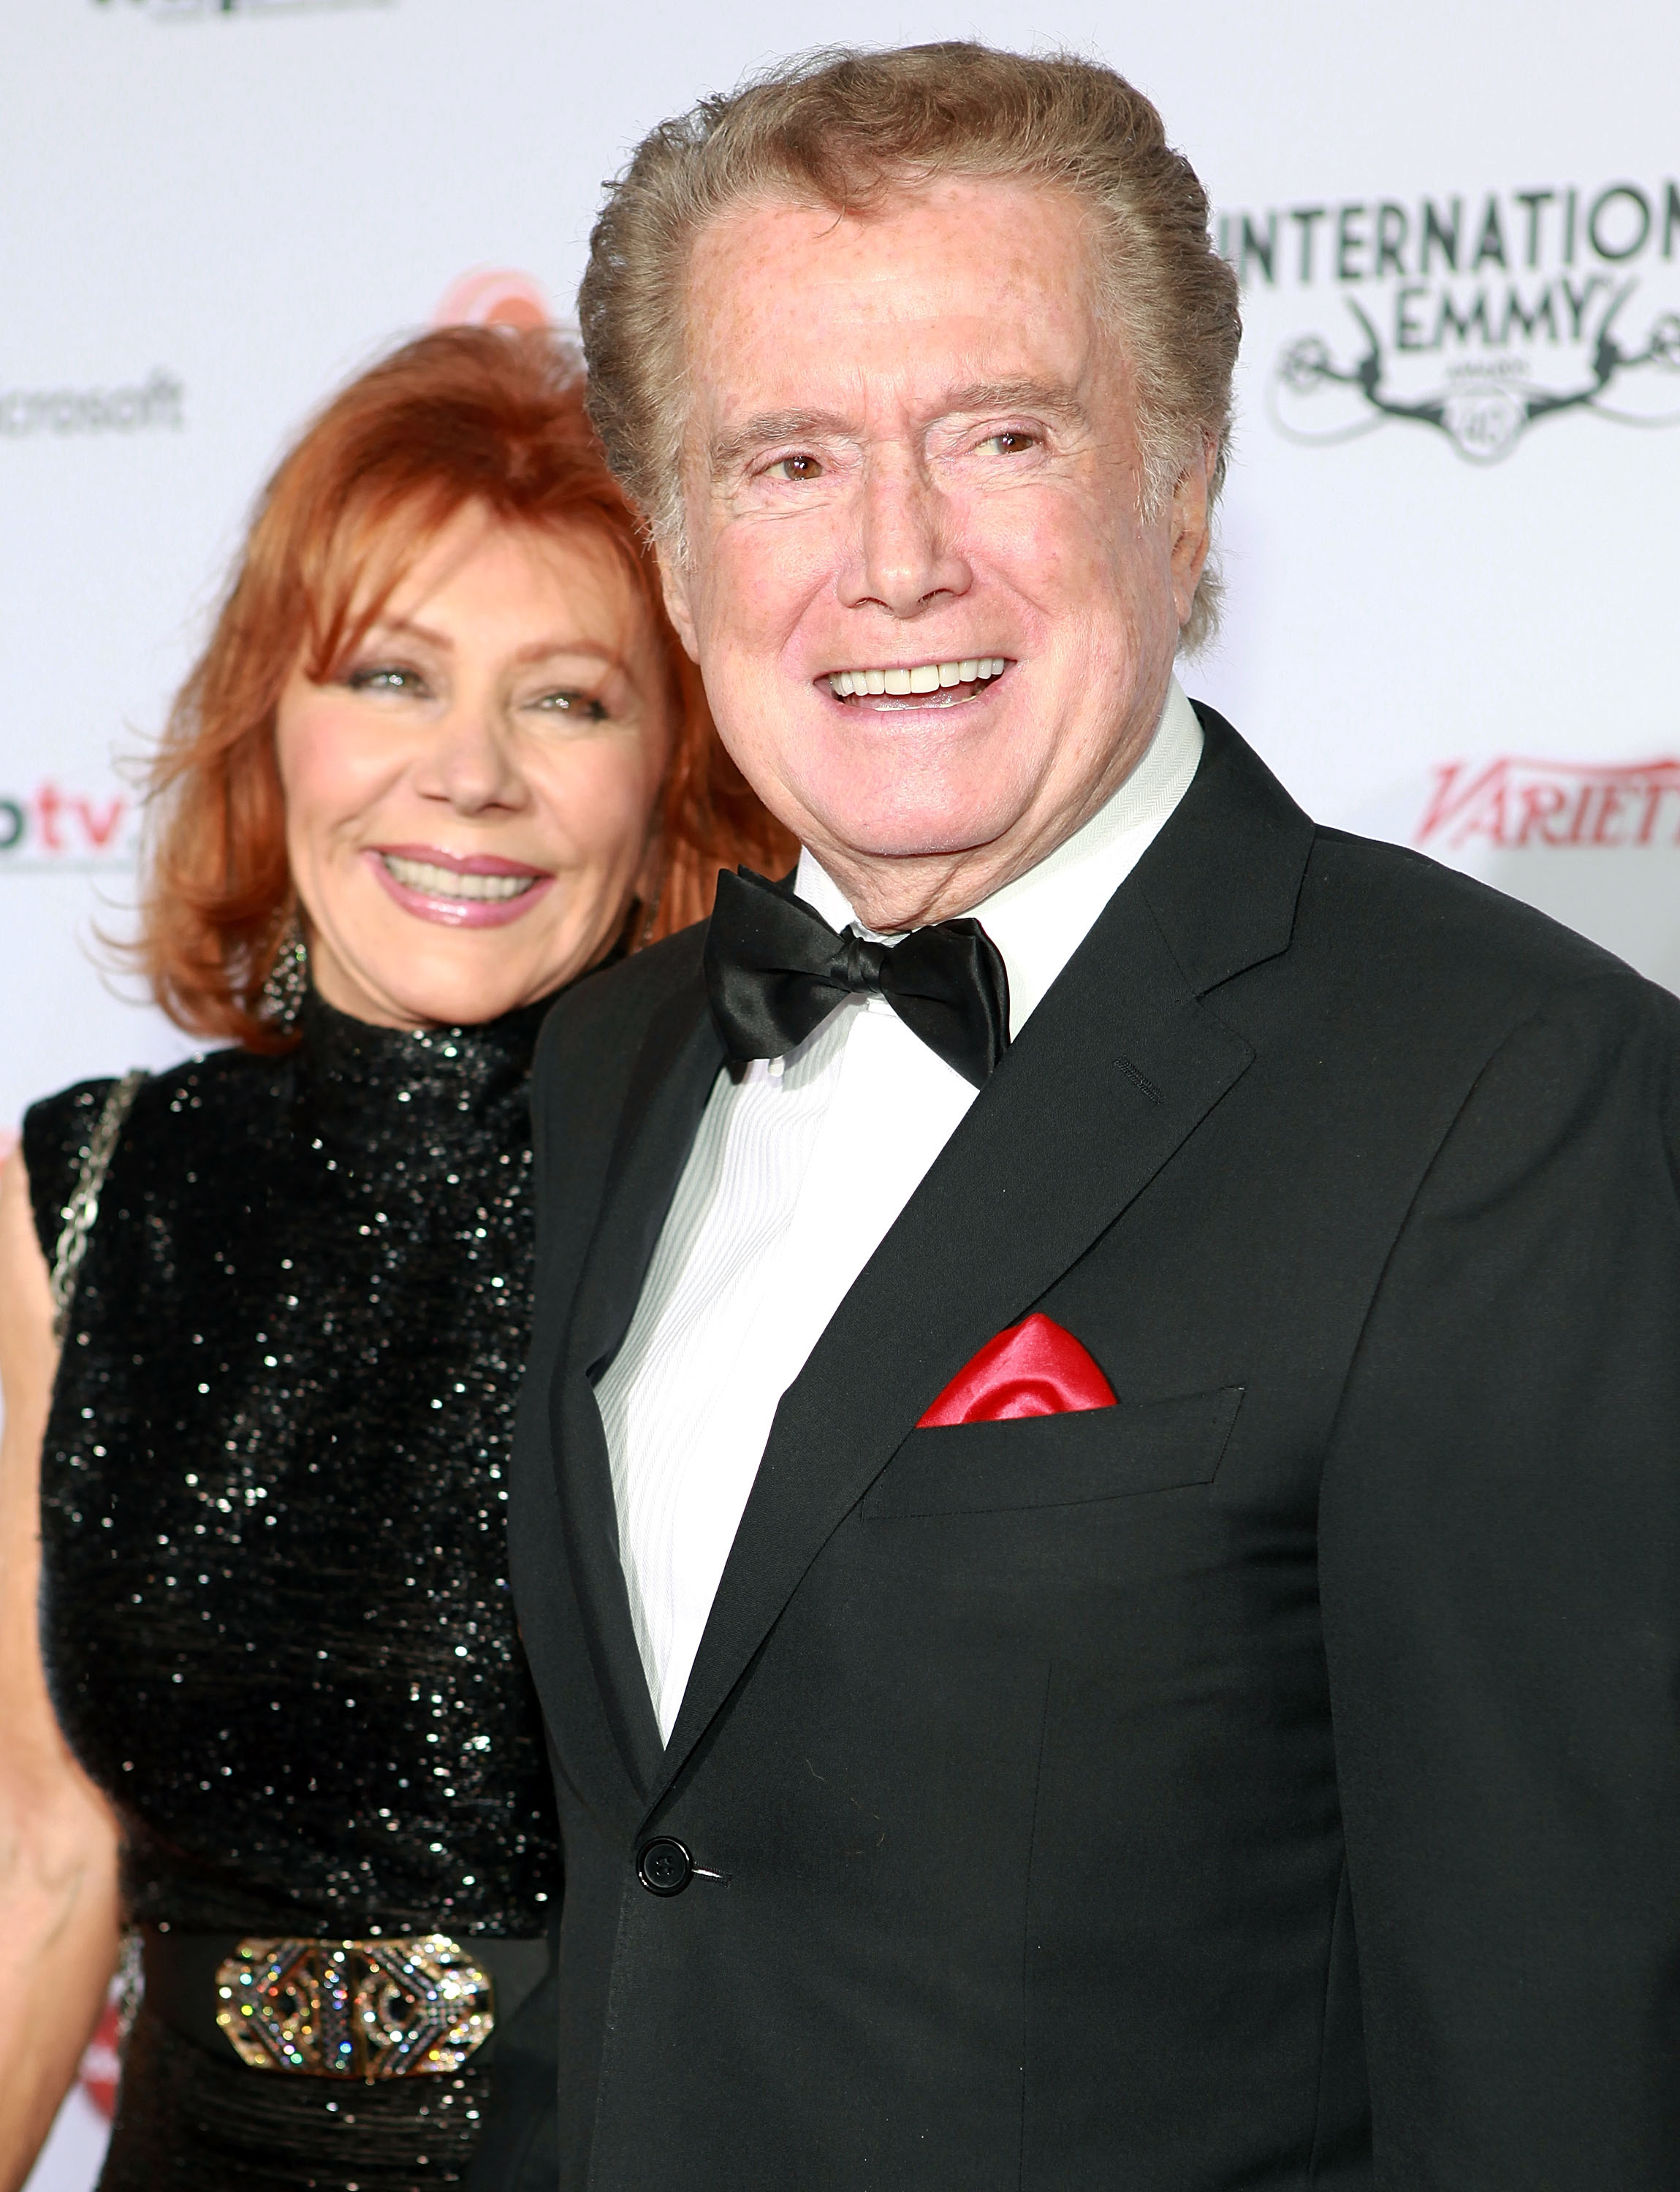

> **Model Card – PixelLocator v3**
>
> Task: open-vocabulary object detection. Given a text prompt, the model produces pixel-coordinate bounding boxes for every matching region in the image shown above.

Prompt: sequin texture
[23,992,562,2188]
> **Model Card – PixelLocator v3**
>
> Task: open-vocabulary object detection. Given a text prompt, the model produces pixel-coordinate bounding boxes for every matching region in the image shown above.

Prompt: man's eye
[537,690,609,723]
[345,665,425,695]
[977,430,1037,456]
[764,452,824,482]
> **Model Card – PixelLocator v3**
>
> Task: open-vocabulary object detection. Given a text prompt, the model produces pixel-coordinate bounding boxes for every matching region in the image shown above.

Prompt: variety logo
[1415,757,1680,850]
[434,268,552,332]
[0,782,134,869]
[1221,180,1680,461]
[1,369,183,439]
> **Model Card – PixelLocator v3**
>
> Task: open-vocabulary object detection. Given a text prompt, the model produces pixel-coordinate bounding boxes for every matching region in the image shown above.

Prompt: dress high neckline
[290,986,563,1168]
[297,987,555,1089]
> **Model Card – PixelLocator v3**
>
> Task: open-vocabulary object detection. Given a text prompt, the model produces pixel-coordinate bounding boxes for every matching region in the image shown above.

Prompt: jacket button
[637,1838,693,1896]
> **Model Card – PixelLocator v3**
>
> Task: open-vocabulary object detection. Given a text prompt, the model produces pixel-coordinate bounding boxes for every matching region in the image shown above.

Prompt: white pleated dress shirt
[596,678,1204,1738]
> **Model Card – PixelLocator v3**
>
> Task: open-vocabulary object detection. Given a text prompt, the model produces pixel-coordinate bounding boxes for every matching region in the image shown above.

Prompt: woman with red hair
[0,326,791,2191]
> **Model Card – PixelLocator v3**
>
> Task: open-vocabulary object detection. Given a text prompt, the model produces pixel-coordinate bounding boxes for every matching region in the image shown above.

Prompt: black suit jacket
[506,709,1680,2189]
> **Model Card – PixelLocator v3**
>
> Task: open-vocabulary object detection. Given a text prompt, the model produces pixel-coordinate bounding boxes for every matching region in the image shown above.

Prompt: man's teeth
[827,658,1008,698]
[381,854,537,902]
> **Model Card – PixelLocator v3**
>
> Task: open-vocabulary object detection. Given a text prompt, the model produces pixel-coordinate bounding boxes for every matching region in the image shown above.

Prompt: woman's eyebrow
[509,637,628,670]
[362,613,452,650]
[358,623,628,671]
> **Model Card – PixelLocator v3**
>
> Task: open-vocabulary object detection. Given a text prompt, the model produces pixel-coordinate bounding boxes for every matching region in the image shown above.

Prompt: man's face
[662,175,1212,927]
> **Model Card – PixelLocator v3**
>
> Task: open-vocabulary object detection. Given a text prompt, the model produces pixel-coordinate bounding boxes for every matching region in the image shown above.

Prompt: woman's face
[277,506,672,1030]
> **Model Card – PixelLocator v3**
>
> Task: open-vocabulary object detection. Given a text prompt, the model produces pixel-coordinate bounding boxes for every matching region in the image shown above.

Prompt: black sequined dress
[23,993,563,2191]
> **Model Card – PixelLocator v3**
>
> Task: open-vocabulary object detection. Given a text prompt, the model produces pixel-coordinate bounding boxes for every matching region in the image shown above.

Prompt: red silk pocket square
[916,1312,1118,1427]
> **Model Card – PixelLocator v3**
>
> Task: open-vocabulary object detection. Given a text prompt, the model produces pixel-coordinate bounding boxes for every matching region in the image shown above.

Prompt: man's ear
[656,539,702,663]
[1168,435,1215,625]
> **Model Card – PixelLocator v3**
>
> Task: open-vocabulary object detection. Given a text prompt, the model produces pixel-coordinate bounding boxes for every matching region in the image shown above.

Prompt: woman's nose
[413,697,531,815]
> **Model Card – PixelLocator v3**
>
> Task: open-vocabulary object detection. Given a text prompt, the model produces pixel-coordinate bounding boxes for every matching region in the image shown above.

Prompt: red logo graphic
[433,268,552,332]
[1416,758,1680,850]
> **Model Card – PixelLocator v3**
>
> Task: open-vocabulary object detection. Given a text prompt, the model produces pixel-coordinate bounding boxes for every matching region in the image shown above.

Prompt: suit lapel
[549,983,727,1798]
[654,713,1314,1800]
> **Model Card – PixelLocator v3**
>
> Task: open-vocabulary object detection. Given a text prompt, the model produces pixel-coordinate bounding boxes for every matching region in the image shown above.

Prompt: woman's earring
[261,911,308,1030]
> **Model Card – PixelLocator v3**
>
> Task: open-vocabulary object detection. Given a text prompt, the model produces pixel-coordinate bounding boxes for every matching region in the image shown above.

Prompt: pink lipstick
[365,845,555,930]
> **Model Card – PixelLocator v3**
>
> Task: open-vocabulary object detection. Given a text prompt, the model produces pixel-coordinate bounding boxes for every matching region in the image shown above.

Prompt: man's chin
[796,788,1029,869]
[809,818,1012,867]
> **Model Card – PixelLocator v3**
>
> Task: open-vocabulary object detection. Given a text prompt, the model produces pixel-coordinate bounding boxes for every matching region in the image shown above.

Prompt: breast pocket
[859,1387,1244,1521]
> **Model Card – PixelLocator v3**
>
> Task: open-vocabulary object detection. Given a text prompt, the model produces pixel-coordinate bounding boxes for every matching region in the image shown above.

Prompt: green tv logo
[0,783,132,869]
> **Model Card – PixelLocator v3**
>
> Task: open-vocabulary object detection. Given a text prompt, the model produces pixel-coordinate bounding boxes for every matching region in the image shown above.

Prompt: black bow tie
[702,867,1011,1088]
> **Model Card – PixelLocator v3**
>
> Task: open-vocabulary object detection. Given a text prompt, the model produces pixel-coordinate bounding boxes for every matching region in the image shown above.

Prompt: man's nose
[842,449,973,619]
[414,696,531,815]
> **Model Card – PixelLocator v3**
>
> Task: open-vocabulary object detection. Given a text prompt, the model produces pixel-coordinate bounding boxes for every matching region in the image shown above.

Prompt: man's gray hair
[579,41,1241,652]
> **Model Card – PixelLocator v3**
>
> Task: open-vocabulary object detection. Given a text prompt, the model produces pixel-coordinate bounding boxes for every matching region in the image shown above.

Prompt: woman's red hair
[137,324,794,1049]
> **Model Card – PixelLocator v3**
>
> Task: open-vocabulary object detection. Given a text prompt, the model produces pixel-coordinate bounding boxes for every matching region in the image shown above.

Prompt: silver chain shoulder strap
[49,1069,147,1341]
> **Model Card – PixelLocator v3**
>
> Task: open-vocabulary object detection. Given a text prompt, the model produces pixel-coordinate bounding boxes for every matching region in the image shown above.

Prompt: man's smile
[822,656,1010,709]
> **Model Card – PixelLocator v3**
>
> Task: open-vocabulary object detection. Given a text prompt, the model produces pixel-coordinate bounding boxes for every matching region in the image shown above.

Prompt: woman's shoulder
[20,1048,289,1265]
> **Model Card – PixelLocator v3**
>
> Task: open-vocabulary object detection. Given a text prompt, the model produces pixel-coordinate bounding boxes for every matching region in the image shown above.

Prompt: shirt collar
[794,675,1204,1036]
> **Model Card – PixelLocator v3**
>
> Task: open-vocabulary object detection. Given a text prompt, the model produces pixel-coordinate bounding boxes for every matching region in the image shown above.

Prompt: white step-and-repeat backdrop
[7,1,1679,2181]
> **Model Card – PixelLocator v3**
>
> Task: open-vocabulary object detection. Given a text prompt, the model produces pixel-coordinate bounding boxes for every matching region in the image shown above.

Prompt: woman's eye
[536,690,610,723]
[345,665,425,696]
[765,452,824,482]
[977,430,1037,456]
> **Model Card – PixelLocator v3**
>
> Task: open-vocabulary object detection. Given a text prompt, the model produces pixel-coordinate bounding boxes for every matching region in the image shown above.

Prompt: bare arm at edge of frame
[0,1149,121,2192]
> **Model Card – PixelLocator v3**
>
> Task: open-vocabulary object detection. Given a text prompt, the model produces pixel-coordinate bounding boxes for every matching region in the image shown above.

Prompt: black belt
[140,1924,555,2079]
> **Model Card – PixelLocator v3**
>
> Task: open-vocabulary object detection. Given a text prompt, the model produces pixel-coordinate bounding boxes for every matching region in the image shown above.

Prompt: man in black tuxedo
[506,42,1680,2190]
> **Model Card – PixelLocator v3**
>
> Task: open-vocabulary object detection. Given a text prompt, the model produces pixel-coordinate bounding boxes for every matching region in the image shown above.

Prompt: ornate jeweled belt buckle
[215,1934,493,2077]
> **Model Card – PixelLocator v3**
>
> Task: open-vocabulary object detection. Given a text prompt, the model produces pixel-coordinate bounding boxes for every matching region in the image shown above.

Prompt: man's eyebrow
[943,378,1089,426]
[707,410,851,477]
[707,383,1089,476]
